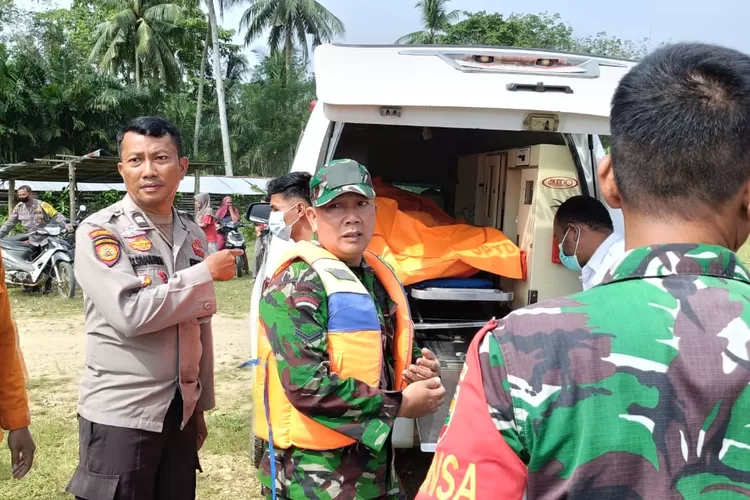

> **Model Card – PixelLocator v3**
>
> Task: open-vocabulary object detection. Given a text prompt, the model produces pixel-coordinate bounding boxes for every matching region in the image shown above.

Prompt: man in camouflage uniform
[258,159,445,499]
[0,185,73,247]
[418,43,750,499]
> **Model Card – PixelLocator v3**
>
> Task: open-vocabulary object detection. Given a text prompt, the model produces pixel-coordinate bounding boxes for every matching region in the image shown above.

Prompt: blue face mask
[558,226,582,272]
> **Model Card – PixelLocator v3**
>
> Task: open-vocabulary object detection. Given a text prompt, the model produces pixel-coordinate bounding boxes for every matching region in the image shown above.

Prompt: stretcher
[408,276,513,452]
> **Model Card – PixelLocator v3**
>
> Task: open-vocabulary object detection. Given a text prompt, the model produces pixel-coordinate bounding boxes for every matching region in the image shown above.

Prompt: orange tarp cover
[367,181,523,286]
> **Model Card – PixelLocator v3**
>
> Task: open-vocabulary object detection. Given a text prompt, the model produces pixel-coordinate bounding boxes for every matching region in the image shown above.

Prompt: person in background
[553,195,625,290]
[66,116,241,500]
[0,253,35,480]
[194,193,218,255]
[266,172,314,243]
[216,196,241,250]
[417,42,750,499]
[0,185,74,247]
[255,159,444,499]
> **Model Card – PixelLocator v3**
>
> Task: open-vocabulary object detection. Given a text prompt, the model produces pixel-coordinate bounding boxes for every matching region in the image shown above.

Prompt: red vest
[416,320,528,500]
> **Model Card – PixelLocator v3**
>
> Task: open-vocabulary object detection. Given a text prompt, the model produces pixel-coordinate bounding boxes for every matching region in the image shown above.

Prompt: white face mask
[267,205,301,241]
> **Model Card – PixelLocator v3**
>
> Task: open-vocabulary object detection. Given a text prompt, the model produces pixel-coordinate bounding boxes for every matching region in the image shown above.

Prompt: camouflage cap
[309,159,376,207]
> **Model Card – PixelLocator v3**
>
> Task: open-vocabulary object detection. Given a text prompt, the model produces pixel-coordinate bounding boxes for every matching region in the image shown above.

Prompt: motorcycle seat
[6,233,29,242]
[0,239,30,250]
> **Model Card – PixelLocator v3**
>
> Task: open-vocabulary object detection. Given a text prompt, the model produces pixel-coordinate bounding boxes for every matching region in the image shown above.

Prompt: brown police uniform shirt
[74,194,217,432]
[0,198,69,245]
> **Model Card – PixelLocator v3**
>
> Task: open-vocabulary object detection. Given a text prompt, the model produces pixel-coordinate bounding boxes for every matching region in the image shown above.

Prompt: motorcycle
[217,219,249,278]
[0,224,76,298]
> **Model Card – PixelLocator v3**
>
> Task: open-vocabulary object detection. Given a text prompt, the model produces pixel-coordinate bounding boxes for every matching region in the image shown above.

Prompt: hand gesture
[397,377,446,419]
[403,348,441,383]
[204,249,243,281]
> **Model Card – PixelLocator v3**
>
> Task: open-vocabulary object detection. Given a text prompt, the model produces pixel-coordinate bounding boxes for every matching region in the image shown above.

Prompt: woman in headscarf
[194,193,218,254]
[215,196,240,250]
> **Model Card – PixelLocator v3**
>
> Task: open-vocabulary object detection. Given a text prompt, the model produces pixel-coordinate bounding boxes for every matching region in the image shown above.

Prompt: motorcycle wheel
[236,255,243,279]
[55,261,76,299]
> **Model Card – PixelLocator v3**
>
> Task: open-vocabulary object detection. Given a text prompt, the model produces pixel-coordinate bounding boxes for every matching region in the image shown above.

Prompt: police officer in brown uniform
[66,117,242,500]
[0,185,74,247]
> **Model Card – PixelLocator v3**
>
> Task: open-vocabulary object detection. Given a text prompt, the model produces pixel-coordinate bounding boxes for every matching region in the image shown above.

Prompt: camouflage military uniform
[440,243,750,498]
[258,257,422,500]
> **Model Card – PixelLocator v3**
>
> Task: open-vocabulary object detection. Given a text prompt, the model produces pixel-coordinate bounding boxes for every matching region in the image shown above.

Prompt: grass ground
[0,275,263,500]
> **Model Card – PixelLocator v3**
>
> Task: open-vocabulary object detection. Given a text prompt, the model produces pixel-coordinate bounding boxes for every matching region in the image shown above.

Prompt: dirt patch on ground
[16,314,251,376]
[8,312,430,499]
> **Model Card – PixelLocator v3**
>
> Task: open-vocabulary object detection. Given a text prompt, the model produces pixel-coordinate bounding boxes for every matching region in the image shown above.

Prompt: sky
[15,0,750,67]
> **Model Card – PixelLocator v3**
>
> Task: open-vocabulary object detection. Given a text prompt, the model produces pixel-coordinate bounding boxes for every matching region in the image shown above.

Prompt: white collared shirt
[581,232,625,291]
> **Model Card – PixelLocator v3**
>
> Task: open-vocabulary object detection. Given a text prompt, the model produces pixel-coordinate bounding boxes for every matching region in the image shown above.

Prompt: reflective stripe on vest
[416,320,528,500]
[253,240,414,451]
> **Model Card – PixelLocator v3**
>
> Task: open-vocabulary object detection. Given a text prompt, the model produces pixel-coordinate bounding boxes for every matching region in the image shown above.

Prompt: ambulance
[248,44,636,464]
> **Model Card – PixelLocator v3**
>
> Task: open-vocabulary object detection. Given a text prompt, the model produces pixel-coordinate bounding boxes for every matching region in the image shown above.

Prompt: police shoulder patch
[95,239,120,267]
[89,228,116,240]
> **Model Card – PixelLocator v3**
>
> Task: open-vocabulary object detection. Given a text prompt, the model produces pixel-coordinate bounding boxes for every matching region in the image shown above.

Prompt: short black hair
[117,116,184,158]
[554,196,614,232]
[266,172,312,205]
[17,185,31,193]
[611,42,750,216]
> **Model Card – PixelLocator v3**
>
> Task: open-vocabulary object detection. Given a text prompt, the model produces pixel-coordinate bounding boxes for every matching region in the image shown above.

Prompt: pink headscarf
[216,196,240,221]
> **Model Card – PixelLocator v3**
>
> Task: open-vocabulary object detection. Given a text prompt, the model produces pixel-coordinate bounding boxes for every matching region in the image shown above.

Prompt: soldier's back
[492,243,750,499]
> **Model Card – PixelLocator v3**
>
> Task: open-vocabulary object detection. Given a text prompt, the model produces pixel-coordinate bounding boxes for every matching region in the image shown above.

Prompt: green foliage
[237,0,345,74]
[396,0,459,45]
[419,10,649,59]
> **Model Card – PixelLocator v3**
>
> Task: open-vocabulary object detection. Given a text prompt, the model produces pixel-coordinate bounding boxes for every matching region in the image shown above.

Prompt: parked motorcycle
[0,225,76,298]
[217,219,249,278]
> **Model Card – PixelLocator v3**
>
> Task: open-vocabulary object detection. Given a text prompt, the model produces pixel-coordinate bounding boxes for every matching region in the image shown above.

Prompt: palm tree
[396,0,459,45]
[237,0,345,77]
[193,23,210,159]
[89,0,183,89]
[204,0,233,175]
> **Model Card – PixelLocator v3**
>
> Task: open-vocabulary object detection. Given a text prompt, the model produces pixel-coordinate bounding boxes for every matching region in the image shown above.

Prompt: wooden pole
[68,160,76,219]
[7,179,14,215]
[194,169,201,195]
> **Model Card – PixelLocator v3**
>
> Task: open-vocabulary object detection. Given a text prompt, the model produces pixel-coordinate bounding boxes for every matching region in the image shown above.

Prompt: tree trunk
[206,0,233,176]
[193,25,210,158]
[284,32,293,83]
[135,45,141,89]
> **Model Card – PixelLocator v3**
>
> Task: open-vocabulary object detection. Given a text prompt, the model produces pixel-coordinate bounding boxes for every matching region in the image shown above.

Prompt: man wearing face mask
[266,172,314,243]
[553,195,625,291]
[255,159,445,499]
[0,185,74,248]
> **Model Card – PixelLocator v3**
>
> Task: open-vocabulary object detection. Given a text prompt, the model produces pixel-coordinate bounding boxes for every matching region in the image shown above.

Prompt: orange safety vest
[253,240,414,450]
[416,320,528,500]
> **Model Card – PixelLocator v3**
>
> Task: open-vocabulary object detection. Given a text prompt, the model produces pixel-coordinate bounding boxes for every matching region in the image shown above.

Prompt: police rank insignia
[131,212,151,229]
[139,275,153,288]
[128,237,153,252]
[192,239,205,258]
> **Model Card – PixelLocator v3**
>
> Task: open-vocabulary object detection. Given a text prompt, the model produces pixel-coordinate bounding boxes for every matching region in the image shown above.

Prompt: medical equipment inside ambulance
[370,144,585,450]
